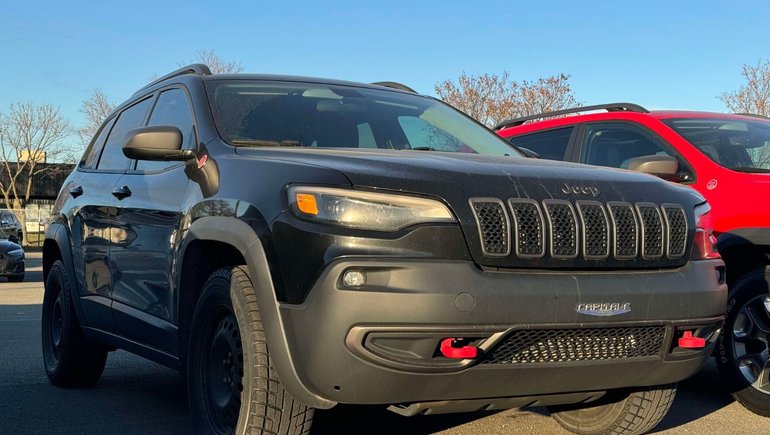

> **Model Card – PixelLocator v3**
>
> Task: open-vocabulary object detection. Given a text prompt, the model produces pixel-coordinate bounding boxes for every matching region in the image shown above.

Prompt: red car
[497,103,770,417]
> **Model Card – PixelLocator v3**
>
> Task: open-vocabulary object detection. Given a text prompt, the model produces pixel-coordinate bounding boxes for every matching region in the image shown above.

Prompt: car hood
[0,240,22,254]
[235,147,703,205]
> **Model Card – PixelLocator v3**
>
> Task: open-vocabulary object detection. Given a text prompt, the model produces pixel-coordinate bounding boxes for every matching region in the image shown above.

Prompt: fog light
[343,270,366,287]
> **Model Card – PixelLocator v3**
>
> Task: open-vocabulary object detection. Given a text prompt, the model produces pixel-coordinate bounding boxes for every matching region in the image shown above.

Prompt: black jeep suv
[43,64,726,435]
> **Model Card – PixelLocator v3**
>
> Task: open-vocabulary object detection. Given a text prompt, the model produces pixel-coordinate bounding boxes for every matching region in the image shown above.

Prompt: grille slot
[482,326,665,364]
[637,204,664,259]
[608,202,638,259]
[470,198,510,256]
[662,205,687,258]
[544,200,578,258]
[577,201,610,259]
[508,199,546,258]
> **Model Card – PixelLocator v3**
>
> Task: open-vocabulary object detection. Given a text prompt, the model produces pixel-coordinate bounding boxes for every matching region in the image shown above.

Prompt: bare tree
[719,60,770,116]
[78,88,115,147]
[435,72,580,127]
[0,103,71,210]
[187,49,243,74]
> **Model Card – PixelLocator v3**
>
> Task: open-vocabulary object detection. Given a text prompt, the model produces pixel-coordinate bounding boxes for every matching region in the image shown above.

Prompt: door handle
[69,186,84,198]
[111,185,132,200]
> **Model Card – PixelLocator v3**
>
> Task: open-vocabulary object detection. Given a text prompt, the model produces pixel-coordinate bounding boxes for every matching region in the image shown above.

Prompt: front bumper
[0,256,24,277]
[277,258,726,405]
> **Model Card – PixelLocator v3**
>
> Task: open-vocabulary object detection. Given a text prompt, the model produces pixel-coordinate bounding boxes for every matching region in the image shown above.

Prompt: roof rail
[493,102,649,131]
[371,81,417,93]
[132,63,212,97]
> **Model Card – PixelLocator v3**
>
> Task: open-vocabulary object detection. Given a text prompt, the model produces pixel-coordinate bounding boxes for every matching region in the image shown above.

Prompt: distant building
[0,162,73,234]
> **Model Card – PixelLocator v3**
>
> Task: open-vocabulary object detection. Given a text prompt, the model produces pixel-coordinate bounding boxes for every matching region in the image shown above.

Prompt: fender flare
[183,216,337,409]
[45,223,86,322]
[718,227,770,253]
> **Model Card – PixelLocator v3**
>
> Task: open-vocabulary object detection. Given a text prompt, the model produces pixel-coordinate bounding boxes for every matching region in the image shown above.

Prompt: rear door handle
[69,186,84,198]
[111,186,132,200]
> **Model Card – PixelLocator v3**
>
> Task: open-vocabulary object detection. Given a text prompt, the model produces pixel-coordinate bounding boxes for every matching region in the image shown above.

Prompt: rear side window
[80,117,115,170]
[508,127,573,160]
[97,98,153,171]
[138,88,195,171]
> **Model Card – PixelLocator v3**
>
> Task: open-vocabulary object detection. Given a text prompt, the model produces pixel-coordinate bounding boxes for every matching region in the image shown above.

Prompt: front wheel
[41,260,107,387]
[187,266,314,435]
[717,267,770,417]
[547,384,676,435]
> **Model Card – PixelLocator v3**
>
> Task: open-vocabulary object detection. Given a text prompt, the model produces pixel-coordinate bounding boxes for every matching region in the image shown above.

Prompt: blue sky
[1,0,768,149]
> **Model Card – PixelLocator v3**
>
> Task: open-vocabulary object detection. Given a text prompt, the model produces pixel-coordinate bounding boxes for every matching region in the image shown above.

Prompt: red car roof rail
[493,102,649,131]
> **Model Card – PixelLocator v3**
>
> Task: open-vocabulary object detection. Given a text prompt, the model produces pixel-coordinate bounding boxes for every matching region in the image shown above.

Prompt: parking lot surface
[1,253,767,434]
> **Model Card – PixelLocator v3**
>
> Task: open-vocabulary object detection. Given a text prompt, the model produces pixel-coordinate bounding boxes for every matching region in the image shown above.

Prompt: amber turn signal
[296,193,319,215]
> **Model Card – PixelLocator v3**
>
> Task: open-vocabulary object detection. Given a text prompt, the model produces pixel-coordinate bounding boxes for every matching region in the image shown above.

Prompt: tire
[8,274,24,282]
[187,266,314,435]
[716,267,770,417]
[547,385,677,435]
[41,260,107,387]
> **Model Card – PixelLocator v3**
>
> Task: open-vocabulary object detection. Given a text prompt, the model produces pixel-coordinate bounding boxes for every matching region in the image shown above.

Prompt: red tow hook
[440,338,479,359]
[678,331,706,349]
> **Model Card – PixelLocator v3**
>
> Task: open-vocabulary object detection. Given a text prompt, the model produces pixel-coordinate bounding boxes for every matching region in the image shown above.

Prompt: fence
[4,205,53,248]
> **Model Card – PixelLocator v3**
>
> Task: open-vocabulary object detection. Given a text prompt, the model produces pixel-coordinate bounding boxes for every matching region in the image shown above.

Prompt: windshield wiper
[410,146,436,151]
[730,167,770,173]
[231,139,304,147]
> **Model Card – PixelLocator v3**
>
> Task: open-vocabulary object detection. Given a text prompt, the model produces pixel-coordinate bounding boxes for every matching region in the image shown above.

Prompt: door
[109,87,195,353]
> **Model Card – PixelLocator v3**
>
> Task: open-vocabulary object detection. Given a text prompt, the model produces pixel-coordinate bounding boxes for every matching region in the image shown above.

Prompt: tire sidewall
[41,261,67,378]
[188,269,251,435]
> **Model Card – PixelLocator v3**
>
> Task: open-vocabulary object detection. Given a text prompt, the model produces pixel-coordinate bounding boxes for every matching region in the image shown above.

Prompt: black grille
[470,199,510,256]
[482,326,665,364]
[577,202,609,259]
[508,199,545,257]
[544,201,578,258]
[0,255,6,272]
[608,203,638,259]
[638,204,664,258]
[663,206,687,258]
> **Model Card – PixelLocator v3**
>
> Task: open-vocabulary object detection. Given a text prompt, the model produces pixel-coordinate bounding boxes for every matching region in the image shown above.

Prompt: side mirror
[122,126,194,161]
[624,155,680,181]
[517,147,541,159]
[8,235,19,244]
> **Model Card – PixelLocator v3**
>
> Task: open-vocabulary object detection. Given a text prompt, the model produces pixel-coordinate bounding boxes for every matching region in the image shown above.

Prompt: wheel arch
[43,223,86,322]
[717,228,770,288]
[177,215,336,409]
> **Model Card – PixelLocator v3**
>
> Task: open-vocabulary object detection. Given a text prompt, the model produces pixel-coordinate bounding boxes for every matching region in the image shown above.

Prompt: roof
[497,107,770,136]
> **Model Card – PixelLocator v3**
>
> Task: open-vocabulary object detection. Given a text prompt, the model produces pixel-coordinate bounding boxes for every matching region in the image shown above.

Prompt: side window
[80,117,116,170]
[138,88,195,171]
[97,98,153,171]
[508,127,573,160]
[398,116,461,151]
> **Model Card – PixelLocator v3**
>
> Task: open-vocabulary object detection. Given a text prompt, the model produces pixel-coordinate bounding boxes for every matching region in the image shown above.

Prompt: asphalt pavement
[1,253,768,434]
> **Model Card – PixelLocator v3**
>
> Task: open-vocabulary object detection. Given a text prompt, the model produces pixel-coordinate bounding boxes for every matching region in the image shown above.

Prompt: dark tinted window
[97,98,152,171]
[508,127,573,160]
[138,88,195,171]
[581,123,693,182]
[80,117,115,170]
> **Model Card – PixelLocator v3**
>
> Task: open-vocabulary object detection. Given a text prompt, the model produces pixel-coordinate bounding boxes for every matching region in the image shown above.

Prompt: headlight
[288,186,456,231]
[7,248,23,257]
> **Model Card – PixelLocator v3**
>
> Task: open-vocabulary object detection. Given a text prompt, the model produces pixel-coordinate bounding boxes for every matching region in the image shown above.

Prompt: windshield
[664,117,770,172]
[205,80,521,157]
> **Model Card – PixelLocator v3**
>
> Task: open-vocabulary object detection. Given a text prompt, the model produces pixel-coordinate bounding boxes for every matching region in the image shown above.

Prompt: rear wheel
[548,384,676,435]
[41,260,107,387]
[188,266,314,434]
[717,267,770,417]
